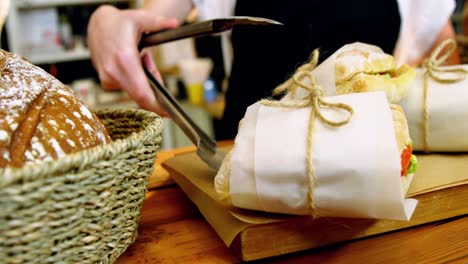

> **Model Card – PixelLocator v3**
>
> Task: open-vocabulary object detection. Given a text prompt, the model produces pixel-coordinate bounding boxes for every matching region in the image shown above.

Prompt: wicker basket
[0,109,163,264]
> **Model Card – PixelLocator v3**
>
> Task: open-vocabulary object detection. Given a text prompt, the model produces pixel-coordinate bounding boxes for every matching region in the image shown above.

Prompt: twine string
[260,49,354,215]
[422,39,468,152]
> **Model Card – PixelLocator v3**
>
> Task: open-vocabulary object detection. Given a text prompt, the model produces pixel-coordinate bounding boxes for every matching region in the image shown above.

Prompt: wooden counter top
[116,148,468,263]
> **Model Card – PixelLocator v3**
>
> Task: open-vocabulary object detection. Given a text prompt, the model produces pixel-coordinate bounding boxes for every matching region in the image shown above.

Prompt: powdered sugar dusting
[50,138,65,157]
[59,130,67,137]
[79,105,93,119]
[0,51,62,118]
[24,150,34,161]
[10,122,18,132]
[83,123,93,132]
[55,87,74,97]
[97,131,107,143]
[47,119,58,128]
[30,136,46,159]
[0,50,61,165]
[65,118,76,129]
[0,49,112,167]
[0,130,9,142]
[66,138,76,148]
[2,150,9,160]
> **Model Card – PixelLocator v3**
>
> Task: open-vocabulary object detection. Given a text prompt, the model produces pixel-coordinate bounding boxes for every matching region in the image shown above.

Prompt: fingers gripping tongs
[140,17,283,171]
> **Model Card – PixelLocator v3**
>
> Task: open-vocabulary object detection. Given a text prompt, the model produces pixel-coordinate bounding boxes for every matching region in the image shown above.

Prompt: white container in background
[178,58,213,105]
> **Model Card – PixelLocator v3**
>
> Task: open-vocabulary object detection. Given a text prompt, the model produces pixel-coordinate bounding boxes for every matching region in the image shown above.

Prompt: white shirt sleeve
[394,0,456,65]
[192,0,236,20]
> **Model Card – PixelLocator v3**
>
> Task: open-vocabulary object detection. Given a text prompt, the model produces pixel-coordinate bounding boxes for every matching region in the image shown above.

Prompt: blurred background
[1,0,468,149]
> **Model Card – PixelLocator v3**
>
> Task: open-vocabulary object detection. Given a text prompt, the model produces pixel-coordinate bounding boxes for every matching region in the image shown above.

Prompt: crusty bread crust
[390,104,414,195]
[0,49,111,168]
[335,49,396,85]
[390,104,412,153]
[335,47,415,104]
[401,173,414,196]
[214,149,233,205]
[337,64,415,103]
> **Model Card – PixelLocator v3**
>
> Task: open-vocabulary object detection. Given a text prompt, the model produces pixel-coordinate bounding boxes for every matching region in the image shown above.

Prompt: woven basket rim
[0,108,163,187]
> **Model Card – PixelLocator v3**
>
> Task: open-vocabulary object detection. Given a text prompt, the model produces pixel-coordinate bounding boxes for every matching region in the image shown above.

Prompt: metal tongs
[144,67,226,170]
[140,17,283,171]
[139,16,283,48]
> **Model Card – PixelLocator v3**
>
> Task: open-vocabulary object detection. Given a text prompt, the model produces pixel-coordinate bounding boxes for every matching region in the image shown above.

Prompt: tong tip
[223,16,284,27]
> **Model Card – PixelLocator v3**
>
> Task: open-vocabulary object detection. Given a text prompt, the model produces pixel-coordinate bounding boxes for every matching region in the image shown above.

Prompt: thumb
[129,10,179,33]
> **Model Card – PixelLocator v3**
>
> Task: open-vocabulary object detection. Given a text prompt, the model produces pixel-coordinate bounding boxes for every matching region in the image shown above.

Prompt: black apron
[216,0,400,140]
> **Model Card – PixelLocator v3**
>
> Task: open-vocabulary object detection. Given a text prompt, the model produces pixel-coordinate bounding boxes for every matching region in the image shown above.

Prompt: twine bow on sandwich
[423,39,467,83]
[421,38,468,152]
[260,49,354,127]
[260,49,354,215]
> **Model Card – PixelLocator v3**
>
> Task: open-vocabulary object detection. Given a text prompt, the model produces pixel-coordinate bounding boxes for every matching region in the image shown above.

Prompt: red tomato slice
[401,145,412,176]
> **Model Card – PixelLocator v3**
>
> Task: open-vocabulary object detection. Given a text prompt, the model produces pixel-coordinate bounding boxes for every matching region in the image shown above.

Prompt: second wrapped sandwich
[214,51,418,221]
[400,39,468,152]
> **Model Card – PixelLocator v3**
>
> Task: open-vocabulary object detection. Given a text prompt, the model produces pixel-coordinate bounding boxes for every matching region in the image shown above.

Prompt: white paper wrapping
[399,66,468,151]
[230,92,417,221]
[306,42,468,152]
[230,103,261,209]
[289,42,383,99]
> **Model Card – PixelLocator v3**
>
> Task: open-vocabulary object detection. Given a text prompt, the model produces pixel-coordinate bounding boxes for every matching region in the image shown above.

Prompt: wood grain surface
[116,147,468,263]
[231,184,468,261]
[117,185,467,263]
[148,141,233,190]
[147,145,196,190]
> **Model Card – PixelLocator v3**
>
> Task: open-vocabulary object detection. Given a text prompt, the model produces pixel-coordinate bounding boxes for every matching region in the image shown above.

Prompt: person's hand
[87,5,179,115]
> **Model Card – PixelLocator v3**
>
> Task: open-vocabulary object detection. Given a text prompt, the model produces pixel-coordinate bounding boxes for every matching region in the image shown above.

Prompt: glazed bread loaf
[0,49,111,168]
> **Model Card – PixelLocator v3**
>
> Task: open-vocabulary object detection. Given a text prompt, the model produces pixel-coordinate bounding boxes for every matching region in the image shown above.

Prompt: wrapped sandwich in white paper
[214,52,418,220]
[215,92,417,220]
[399,39,468,152]
[305,42,416,103]
[312,39,468,152]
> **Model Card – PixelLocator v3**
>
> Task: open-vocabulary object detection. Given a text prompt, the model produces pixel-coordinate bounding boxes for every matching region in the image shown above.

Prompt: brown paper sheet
[163,150,468,246]
[407,153,468,196]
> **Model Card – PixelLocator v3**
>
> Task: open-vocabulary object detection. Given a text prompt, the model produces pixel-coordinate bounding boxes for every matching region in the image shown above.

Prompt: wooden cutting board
[163,151,468,261]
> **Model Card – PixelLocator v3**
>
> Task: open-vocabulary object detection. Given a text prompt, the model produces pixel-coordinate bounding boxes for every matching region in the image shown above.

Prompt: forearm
[142,0,193,22]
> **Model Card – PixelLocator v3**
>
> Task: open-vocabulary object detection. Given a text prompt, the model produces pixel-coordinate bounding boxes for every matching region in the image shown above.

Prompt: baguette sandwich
[391,104,417,194]
[335,46,416,103]
[215,104,418,205]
